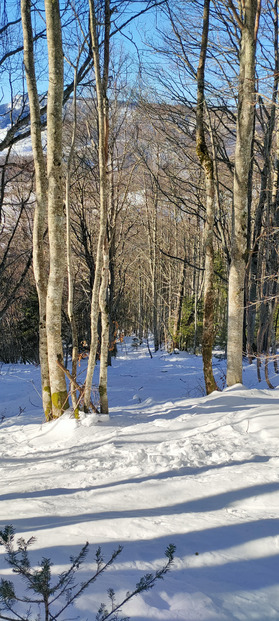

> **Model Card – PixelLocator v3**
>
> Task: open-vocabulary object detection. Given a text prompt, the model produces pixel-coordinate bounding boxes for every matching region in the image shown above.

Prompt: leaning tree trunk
[196,0,218,394]
[227,0,260,386]
[45,0,69,417]
[21,0,52,420]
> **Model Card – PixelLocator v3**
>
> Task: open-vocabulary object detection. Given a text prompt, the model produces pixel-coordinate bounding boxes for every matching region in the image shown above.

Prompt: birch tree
[83,0,110,413]
[21,0,68,419]
[44,0,69,417]
[247,0,279,361]
[226,0,261,386]
[196,0,217,393]
[65,65,79,413]
[21,0,51,419]
[149,1,218,389]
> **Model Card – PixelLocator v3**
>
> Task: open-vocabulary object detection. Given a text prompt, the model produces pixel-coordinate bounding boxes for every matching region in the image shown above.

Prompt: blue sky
[0,0,165,104]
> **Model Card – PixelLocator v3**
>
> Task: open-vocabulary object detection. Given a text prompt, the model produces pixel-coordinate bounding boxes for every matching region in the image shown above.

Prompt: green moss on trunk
[51,391,69,418]
[43,386,52,421]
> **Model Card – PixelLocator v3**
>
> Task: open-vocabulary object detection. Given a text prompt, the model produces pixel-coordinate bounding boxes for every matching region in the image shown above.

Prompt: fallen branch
[57,358,99,414]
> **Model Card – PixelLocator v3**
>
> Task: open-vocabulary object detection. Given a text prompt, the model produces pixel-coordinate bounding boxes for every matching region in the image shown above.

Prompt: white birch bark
[227,0,261,386]
[84,0,110,411]
[151,191,159,352]
[172,257,186,349]
[45,0,69,416]
[21,0,52,420]
[196,0,217,394]
[99,234,110,413]
[65,66,79,413]
[247,1,278,361]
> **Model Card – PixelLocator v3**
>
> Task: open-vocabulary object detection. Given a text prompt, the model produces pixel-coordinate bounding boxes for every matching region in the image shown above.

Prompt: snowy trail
[0,343,279,620]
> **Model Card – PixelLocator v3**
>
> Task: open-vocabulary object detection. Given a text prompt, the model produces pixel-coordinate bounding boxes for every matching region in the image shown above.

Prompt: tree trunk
[151,189,159,352]
[99,234,110,414]
[257,104,279,380]
[65,65,79,413]
[45,0,69,416]
[227,0,260,386]
[21,0,52,420]
[84,0,110,411]
[247,1,278,362]
[138,271,144,342]
[196,0,217,394]
[145,176,159,353]
[172,256,186,349]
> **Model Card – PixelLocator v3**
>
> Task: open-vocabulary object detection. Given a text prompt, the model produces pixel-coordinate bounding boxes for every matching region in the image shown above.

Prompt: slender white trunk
[84,0,110,411]
[99,235,110,413]
[172,257,186,349]
[45,0,69,416]
[152,199,159,352]
[196,0,217,394]
[66,67,79,412]
[21,0,52,419]
[227,0,260,386]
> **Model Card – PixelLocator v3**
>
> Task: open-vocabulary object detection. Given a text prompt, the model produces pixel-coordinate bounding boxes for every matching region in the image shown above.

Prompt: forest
[0,0,278,418]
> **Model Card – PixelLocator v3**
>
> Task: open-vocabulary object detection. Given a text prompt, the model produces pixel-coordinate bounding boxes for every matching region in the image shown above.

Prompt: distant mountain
[0,97,30,130]
[0,97,47,155]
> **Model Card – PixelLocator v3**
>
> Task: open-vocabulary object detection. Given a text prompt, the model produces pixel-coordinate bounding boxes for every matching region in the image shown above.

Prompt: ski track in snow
[0,342,279,620]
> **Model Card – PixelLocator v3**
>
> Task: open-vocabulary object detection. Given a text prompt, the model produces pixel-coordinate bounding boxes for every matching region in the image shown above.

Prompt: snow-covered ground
[0,341,279,620]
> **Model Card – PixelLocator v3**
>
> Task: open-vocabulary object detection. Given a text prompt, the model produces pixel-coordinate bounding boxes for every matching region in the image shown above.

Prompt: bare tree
[227,0,261,386]
[21,0,69,419]
[196,0,218,393]
[84,0,111,413]
[21,0,52,419]
[44,0,69,417]
[246,0,279,362]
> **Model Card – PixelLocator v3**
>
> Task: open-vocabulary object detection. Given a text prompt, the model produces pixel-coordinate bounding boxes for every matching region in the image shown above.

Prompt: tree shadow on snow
[0,455,271,501]
[3,481,279,532]
[1,521,278,593]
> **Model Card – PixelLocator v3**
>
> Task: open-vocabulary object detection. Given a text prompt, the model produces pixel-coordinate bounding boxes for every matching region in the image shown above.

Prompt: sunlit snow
[0,340,279,620]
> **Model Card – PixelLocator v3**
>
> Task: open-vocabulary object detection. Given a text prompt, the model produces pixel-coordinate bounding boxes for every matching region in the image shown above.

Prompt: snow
[0,342,279,620]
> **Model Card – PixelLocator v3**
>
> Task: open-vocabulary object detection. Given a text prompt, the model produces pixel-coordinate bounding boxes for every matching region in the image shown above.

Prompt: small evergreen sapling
[0,525,175,621]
